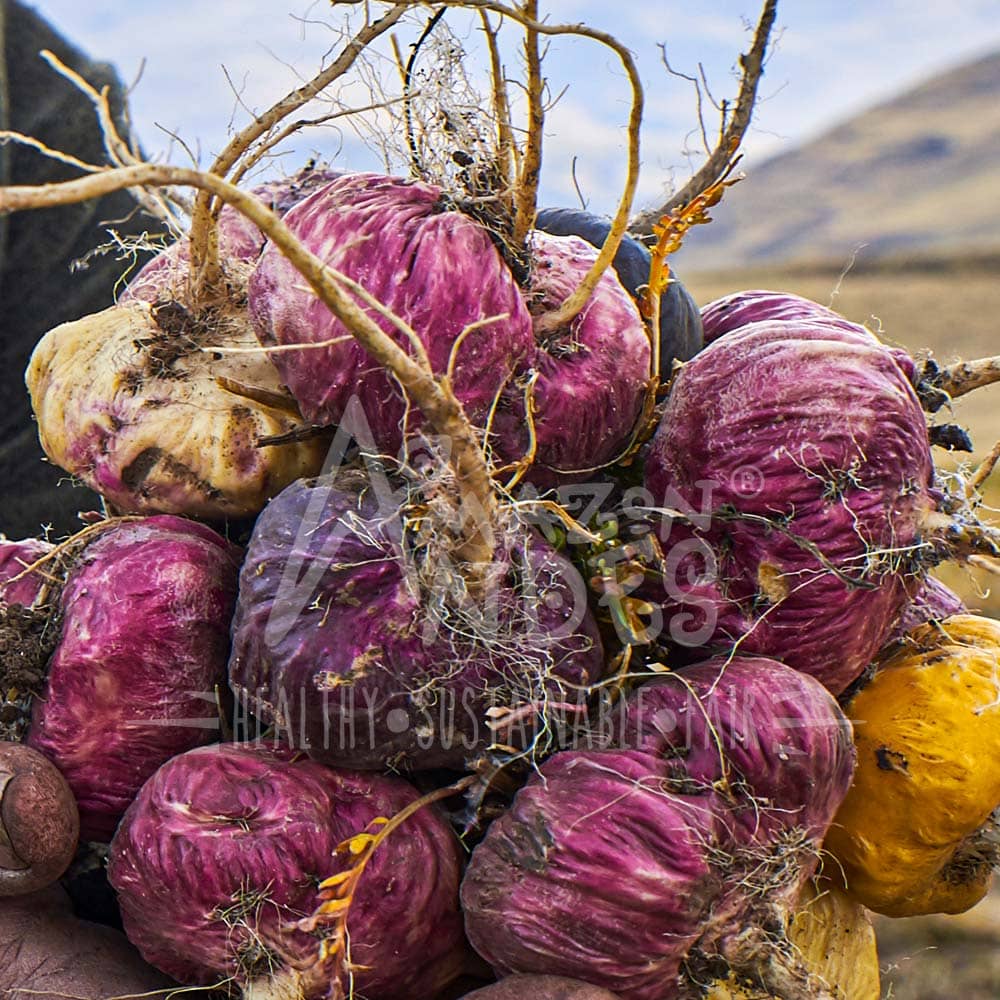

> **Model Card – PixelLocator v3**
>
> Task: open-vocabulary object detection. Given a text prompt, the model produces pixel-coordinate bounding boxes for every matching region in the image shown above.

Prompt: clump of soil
[0,574,62,741]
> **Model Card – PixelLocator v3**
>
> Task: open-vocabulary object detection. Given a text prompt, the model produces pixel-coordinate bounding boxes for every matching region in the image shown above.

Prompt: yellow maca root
[709,880,880,1000]
[824,613,1000,917]
[26,301,328,520]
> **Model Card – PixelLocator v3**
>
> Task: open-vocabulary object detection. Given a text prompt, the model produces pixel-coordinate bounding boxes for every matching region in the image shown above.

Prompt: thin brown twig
[214,375,304,416]
[968,554,1000,578]
[479,10,518,206]
[5,516,145,588]
[399,8,447,178]
[187,3,409,300]
[38,50,187,233]
[40,50,135,171]
[630,0,778,234]
[570,155,587,210]
[967,438,1000,499]
[658,45,711,156]
[512,0,543,248]
[446,313,511,381]
[153,122,200,173]
[233,94,416,182]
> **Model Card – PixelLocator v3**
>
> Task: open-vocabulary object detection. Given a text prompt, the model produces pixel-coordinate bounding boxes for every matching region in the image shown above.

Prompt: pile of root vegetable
[5,2,1000,998]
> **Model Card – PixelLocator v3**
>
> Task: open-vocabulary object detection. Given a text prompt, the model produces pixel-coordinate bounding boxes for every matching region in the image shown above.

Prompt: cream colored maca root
[709,881,880,1000]
[26,300,328,520]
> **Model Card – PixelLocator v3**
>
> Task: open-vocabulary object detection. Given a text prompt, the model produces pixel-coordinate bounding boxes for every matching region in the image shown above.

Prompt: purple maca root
[1,517,242,842]
[488,231,651,485]
[613,656,855,839]
[699,291,992,438]
[699,289,876,345]
[249,174,655,487]
[461,658,854,1000]
[108,741,467,1000]
[228,469,605,771]
[644,318,937,694]
[249,172,534,460]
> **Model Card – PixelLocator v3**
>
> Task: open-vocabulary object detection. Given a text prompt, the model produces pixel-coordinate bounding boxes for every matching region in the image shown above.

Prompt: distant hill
[672,50,1000,271]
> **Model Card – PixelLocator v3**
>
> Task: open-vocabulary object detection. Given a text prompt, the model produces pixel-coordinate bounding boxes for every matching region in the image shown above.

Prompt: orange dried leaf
[317,896,354,915]
[318,871,354,890]
[348,834,374,855]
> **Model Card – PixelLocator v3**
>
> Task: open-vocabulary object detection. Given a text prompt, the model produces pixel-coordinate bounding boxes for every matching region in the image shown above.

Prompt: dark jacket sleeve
[0,0,160,538]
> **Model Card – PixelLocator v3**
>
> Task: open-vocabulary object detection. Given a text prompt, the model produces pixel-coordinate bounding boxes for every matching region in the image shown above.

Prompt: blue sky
[29,1,1000,217]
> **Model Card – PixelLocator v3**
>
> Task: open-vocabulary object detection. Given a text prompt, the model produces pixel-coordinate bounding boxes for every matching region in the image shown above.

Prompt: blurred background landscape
[680,45,1000,622]
[678,44,1000,1000]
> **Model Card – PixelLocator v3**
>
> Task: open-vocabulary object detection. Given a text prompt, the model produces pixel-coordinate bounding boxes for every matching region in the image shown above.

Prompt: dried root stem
[291,775,475,997]
[379,0,645,336]
[922,354,1000,408]
[632,0,778,233]
[724,925,839,1000]
[187,3,410,301]
[963,436,1000,502]
[512,0,543,249]
[478,11,519,212]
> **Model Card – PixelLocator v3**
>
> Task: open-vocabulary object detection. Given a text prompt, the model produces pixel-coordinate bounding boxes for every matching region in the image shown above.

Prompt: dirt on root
[0,602,57,692]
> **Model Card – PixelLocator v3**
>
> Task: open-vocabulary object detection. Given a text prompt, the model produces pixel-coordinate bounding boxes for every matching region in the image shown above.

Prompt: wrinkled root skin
[890,575,964,641]
[26,516,242,842]
[489,231,651,485]
[462,658,855,999]
[229,473,604,770]
[700,290,892,352]
[249,172,534,456]
[644,319,935,694]
[0,886,187,1000]
[249,174,656,489]
[534,206,703,378]
[614,656,856,838]
[108,742,466,1000]
[0,885,180,998]
[825,615,1000,917]
[461,752,839,1000]
[26,301,329,520]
